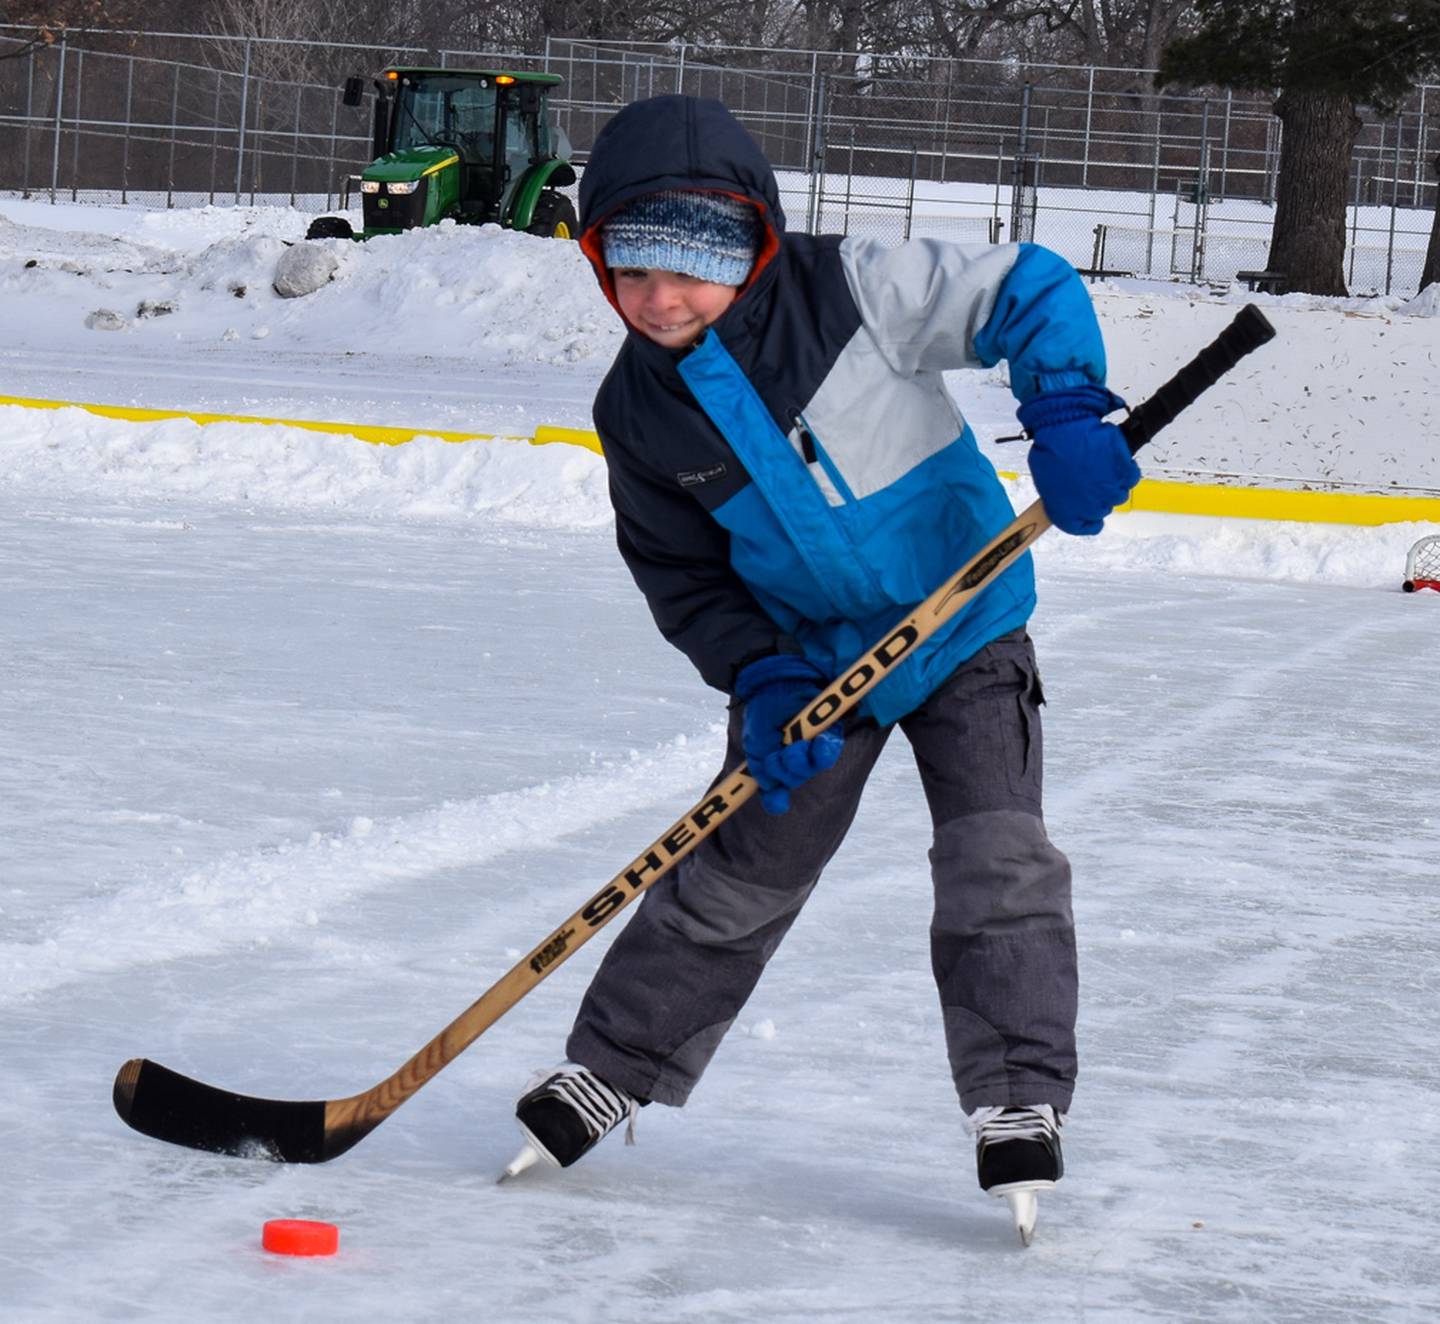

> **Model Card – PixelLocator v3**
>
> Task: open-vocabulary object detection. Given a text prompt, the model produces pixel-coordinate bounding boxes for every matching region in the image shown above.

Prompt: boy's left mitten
[734,655,844,814]
[1018,384,1140,536]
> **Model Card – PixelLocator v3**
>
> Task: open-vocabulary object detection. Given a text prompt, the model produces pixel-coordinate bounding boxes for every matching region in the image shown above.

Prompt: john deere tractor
[306,67,577,241]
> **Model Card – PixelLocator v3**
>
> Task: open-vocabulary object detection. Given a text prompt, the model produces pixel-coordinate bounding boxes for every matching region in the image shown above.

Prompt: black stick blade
[114,1058,329,1163]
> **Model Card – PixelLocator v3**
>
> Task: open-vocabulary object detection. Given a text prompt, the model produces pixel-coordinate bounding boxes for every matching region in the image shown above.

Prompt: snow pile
[0,200,621,368]
[0,404,613,529]
[1398,282,1440,317]
[1020,491,1436,591]
[0,204,178,272]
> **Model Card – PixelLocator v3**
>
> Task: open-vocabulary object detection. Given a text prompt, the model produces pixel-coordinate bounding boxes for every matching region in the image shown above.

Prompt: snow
[1399,283,1440,318]
[1,198,1438,1322]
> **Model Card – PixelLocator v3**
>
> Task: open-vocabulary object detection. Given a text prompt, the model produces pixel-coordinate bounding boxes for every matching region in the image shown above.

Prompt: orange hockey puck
[261,1218,340,1257]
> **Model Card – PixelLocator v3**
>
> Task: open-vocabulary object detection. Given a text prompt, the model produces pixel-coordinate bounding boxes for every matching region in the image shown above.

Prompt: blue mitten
[734,655,845,814]
[1018,384,1141,536]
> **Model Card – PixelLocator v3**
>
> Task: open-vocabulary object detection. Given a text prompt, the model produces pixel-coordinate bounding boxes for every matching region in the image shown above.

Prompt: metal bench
[1235,270,1286,294]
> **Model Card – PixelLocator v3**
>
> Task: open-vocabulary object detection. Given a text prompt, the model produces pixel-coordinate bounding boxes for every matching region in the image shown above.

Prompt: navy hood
[578,96,784,312]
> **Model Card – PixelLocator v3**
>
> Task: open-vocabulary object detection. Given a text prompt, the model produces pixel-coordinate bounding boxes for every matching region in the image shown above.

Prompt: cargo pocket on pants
[994,640,1045,806]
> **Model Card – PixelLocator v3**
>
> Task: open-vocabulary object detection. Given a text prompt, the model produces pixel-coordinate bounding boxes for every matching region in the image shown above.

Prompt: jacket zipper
[794,411,858,505]
[793,414,819,465]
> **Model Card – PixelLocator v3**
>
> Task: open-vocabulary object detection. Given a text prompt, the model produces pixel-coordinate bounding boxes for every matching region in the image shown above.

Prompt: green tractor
[306,67,578,241]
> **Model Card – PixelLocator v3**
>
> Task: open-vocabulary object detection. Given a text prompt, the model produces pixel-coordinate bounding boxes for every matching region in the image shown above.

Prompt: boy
[501,95,1138,1242]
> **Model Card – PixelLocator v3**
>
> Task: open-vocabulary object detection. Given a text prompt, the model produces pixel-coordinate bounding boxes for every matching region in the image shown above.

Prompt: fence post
[69,48,84,201]
[905,147,917,240]
[49,35,67,203]
[940,58,955,184]
[166,61,180,208]
[1192,98,1211,281]
[1009,81,1031,243]
[843,130,855,235]
[1385,112,1403,294]
[807,68,827,234]
[677,40,686,94]
[1219,89,1233,199]
[250,82,262,206]
[23,42,37,195]
[1146,112,1160,277]
[1416,88,1428,206]
[803,53,818,231]
[234,39,252,203]
[1264,113,1279,204]
[290,83,302,207]
[121,55,134,204]
[1348,153,1361,288]
[209,75,222,205]
[1082,64,1094,188]
[1193,137,1211,282]
[327,89,339,212]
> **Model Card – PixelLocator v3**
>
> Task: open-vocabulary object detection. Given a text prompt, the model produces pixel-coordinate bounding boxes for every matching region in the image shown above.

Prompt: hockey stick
[113,303,1276,1163]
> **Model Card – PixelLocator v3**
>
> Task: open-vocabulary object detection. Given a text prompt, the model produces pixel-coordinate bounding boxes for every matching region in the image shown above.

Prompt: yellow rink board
[3,393,1436,525]
[0,392,606,456]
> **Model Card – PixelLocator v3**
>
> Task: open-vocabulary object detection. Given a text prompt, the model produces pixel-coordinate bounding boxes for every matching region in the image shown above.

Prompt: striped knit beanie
[601,189,760,287]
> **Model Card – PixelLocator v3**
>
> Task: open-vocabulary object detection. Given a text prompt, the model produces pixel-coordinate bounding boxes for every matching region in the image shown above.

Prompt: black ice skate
[967,1104,1065,1246]
[498,1062,640,1182]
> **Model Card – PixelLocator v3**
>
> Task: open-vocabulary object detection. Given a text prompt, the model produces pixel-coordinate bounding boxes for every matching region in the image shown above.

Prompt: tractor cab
[306,68,577,241]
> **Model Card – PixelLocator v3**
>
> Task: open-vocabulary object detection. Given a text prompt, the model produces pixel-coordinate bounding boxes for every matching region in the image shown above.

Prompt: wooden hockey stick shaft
[113,305,1276,1163]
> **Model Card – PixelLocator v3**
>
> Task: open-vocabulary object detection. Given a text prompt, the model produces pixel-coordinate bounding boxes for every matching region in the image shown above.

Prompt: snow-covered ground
[2,199,1438,1322]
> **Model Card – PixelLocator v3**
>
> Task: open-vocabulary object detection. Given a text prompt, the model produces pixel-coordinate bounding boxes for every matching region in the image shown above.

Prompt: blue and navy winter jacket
[579,96,1111,727]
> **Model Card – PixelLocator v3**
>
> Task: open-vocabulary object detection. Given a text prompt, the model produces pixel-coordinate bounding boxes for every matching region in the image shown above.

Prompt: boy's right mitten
[734,655,844,815]
[1018,384,1140,536]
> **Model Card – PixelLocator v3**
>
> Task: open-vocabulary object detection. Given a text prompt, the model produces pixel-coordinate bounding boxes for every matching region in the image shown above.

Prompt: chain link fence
[1,26,1435,294]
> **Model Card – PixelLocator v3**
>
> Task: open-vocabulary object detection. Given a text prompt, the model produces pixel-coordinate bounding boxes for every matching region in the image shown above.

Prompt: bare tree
[0,0,145,57]
[196,0,436,85]
[900,0,1194,71]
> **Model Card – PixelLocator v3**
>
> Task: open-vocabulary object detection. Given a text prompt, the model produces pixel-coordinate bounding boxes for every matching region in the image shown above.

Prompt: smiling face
[611,268,739,349]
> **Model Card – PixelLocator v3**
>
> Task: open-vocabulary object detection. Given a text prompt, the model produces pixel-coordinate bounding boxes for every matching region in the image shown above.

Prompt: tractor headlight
[359,179,380,194]
[386,180,420,195]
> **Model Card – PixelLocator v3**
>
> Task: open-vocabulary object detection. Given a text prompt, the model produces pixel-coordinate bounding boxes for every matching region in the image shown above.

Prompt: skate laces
[531,1062,640,1146]
[965,1104,1063,1145]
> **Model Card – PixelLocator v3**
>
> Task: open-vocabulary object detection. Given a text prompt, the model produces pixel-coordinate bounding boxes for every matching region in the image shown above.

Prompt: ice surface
[1,199,1437,1323]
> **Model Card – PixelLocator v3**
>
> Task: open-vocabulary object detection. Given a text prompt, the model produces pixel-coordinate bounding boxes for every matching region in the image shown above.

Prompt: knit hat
[601,189,760,287]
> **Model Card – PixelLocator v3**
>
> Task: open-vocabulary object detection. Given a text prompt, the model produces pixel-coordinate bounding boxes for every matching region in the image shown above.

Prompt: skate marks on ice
[0,731,723,1007]
[1037,573,1440,1317]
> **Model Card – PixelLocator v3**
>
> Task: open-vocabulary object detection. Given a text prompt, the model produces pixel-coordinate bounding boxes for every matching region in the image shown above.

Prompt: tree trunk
[1421,154,1440,293]
[1268,85,1360,296]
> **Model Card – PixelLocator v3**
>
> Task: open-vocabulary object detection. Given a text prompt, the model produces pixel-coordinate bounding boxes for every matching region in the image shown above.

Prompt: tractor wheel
[306,215,354,241]
[527,191,578,240]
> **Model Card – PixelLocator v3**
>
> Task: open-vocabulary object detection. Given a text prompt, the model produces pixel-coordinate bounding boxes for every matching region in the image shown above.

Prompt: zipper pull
[793,415,818,465]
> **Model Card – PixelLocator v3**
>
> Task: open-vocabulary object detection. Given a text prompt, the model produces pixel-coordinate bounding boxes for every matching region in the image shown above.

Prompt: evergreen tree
[1159,0,1440,295]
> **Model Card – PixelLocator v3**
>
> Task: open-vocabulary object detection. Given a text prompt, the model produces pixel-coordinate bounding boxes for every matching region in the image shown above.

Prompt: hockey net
[1402,534,1440,592]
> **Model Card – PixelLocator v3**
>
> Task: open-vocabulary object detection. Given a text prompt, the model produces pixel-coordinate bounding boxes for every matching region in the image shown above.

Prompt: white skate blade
[988,1179,1055,1247]
[496,1142,542,1184]
[1006,1188,1038,1246]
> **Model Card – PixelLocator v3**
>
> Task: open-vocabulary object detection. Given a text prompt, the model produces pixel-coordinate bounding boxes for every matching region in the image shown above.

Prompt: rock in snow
[84,308,128,331]
[272,242,339,299]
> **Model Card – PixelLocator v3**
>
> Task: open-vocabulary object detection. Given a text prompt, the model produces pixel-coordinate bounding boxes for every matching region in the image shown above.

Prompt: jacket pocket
[792,412,858,507]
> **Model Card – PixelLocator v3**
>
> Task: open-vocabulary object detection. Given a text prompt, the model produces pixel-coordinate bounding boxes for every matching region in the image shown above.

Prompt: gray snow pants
[567,628,1077,1114]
